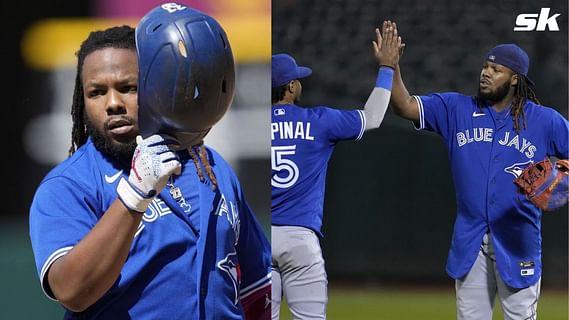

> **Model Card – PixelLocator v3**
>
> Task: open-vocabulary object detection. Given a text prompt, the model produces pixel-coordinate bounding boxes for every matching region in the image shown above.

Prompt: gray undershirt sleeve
[363,86,391,131]
[361,66,394,132]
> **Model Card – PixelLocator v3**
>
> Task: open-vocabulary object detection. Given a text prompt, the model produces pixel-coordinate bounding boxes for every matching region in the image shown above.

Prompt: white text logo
[514,8,560,31]
[161,3,187,13]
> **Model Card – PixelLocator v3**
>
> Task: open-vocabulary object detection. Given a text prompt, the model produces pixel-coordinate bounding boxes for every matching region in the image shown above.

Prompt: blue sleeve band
[375,66,394,90]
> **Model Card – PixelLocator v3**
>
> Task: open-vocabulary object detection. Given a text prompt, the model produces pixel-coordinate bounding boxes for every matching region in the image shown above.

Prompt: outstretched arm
[363,20,405,130]
[384,21,419,123]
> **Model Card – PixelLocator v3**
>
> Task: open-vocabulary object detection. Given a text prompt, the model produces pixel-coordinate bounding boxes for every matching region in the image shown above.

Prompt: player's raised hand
[117,134,182,212]
[373,20,405,69]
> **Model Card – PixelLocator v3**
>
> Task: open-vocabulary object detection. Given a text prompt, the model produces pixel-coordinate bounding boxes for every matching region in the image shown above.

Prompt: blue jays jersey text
[271,104,365,236]
[29,139,271,319]
[415,92,568,288]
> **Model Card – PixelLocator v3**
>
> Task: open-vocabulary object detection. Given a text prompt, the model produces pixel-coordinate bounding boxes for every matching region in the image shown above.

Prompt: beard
[85,116,137,163]
[478,79,511,104]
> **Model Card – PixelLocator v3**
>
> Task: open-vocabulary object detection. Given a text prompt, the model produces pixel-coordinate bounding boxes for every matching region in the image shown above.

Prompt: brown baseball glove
[514,158,569,211]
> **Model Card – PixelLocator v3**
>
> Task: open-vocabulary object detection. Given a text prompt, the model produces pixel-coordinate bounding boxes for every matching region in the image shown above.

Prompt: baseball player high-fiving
[386,19,568,320]
[270,24,403,319]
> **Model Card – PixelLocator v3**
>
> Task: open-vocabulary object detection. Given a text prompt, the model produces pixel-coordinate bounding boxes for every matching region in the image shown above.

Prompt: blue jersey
[415,92,569,288]
[271,104,365,236]
[29,139,271,319]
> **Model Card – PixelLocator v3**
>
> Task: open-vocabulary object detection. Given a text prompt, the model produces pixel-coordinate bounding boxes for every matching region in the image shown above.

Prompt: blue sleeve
[318,107,365,143]
[416,92,459,139]
[235,181,271,298]
[548,110,569,158]
[29,176,99,297]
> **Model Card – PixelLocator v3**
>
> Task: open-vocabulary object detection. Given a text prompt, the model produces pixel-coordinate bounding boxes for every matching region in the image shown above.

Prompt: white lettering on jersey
[456,129,536,158]
[498,132,536,158]
[525,145,536,158]
[456,128,493,147]
[143,198,173,222]
[507,135,520,149]
[215,194,241,245]
[271,122,314,141]
[134,198,172,237]
[283,122,293,139]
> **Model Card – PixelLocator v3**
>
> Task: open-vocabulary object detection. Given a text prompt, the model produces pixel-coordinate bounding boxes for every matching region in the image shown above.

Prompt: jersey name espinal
[271,121,314,141]
[456,128,536,158]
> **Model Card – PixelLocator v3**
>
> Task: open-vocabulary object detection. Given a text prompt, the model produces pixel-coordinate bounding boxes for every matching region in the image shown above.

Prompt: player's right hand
[117,134,182,213]
[373,20,405,69]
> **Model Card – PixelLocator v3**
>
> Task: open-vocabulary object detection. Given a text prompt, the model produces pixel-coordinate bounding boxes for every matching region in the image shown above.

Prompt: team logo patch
[214,193,242,304]
[217,252,241,305]
[505,160,534,178]
[274,108,285,116]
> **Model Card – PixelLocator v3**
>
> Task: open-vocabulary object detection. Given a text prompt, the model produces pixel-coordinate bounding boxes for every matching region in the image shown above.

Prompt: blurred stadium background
[273,0,568,318]
[2,0,269,318]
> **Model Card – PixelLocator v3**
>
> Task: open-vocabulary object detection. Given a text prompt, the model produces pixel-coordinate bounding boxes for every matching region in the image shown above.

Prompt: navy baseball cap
[272,53,312,88]
[485,44,534,86]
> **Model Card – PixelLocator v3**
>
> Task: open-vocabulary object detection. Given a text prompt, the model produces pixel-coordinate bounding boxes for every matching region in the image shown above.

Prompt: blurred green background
[279,285,568,320]
[0,221,65,319]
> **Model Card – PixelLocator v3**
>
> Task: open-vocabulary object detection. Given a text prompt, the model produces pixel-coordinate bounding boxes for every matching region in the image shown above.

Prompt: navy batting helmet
[135,2,235,146]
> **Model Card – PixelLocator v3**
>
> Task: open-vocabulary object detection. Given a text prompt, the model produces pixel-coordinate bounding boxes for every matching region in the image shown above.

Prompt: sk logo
[514,8,561,32]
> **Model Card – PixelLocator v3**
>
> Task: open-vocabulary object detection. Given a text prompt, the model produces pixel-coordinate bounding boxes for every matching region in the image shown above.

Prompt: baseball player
[29,4,271,320]
[270,24,403,319]
[385,19,568,320]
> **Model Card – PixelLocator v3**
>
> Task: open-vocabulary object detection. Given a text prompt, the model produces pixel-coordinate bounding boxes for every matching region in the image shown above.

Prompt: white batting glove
[117,135,182,213]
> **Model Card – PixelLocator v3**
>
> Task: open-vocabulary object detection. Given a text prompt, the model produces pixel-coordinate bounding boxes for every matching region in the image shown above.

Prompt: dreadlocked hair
[272,84,288,103]
[68,25,136,156]
[188,143,218,191]
[511,75,540,133]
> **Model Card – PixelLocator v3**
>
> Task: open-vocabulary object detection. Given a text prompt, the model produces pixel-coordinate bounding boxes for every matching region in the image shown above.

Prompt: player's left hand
[514,158,569,211]
[373,20,405,69]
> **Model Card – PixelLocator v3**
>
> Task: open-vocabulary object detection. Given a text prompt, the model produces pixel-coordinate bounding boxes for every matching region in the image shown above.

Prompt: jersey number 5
[271,145,299,188]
